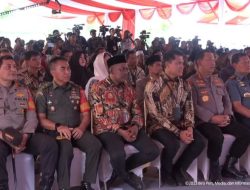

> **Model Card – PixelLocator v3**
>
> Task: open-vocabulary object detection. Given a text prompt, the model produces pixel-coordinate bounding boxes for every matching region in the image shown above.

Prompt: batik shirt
[128,66,145,88]
[144,74,194,136]
[18,69,45,98]
[89,77,143,135]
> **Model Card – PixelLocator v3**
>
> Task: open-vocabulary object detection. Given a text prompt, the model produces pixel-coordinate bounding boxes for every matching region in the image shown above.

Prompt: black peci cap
[107,54,126,68]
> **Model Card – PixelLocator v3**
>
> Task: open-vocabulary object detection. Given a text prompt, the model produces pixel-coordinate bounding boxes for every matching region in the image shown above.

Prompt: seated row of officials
[0,49,250,190]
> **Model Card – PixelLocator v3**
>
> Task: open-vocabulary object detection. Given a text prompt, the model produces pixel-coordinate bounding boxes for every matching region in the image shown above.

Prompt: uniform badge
[202,95,209,102]
[16,92,25,97]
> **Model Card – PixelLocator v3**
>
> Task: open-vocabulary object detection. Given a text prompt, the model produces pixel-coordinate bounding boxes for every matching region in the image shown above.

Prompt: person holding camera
[87,29,105,56]
[120,30,134,53]
[63,32,82,53]
[106,28,122,55]
[0,55,58,190]
[73,26,88,52]
[36,56,102,190]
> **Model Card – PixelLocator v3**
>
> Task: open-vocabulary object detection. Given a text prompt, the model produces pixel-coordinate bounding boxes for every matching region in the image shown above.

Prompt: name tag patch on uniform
[19,102,27,108]
[196,80,206,87]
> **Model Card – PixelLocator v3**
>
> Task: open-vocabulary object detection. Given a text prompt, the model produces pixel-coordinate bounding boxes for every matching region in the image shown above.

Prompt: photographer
[120,30,134,53]
[138,30,150,54]
[106,27,122,55]
[87,29,105,56]
[73,25,88,52]
[63,32,82,53]
[166,36,181,51]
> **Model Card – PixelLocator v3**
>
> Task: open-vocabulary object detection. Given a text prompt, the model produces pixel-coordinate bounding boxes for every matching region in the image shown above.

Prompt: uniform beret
[107,54,126,68]
[145,55,161,66]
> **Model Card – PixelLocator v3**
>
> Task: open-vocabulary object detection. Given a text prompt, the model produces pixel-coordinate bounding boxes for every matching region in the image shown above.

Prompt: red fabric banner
[72,0,122,11]
[225,0,250,12]
[157,7,172,19]
[87,15,96,24]
[139,9,155,20]
[198,0,219,14]
[108,12,122,22]
[118,0,170,7]
[122,10,135,38]
[176,3,196,14]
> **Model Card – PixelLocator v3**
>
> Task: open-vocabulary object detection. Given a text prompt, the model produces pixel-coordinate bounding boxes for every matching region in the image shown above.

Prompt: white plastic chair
[198,134,239,181]
[7,153,35,190]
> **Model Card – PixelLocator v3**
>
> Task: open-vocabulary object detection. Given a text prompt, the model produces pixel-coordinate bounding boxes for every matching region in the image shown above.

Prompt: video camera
[46,29,61,45]
[114,26,122,35]
[169,36,181,49]
[73,24,84,33]
[192,36,201,47]
[99,25,111,37]
[139,30,150,41]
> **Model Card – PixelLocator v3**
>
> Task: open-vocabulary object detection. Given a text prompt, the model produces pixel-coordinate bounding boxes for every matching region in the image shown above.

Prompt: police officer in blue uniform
[226,52,250,129]
[189,50,250,182]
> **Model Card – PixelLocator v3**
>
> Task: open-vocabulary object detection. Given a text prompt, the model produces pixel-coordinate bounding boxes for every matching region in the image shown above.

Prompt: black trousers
[197,120,250,161]
[57,130,102,189]
[151,128,205,175]
[0,133,58,188]
[98,129,159,179]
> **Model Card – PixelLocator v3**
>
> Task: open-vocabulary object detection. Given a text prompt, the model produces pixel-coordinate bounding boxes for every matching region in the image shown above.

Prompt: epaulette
[68,81,81,89]
[212,74,224,86]
[40,82,52,90]
[36,82,52,97]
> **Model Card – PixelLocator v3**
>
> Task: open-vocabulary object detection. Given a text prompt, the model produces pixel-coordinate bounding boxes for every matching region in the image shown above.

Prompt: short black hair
[232,52,248,64]
[152,49,162,55]
[0,48,11,54]
[125,49,136,60]
[60,49,72,57]
[0,55,14,67]
[24,51,40,61]
[164,49,184,62]
[49,56,67,70]
[195,49,214,62]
